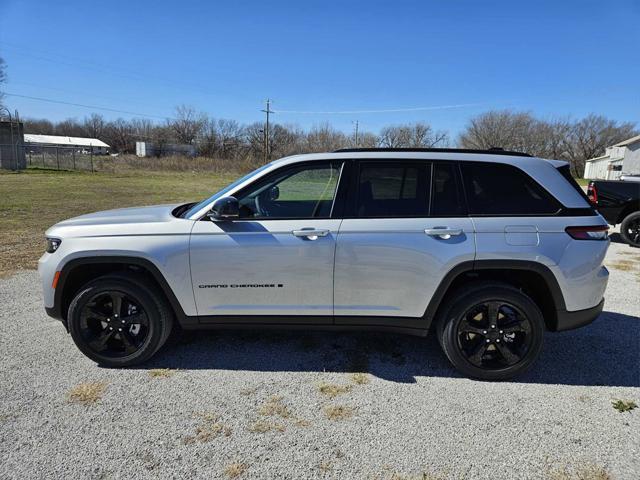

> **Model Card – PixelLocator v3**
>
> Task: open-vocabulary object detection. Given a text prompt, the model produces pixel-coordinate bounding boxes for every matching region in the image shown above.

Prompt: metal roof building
[584,134,640,180]
[24,134,110,154]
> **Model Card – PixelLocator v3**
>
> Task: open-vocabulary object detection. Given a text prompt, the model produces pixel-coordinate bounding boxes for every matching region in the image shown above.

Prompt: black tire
[436,282,544,381]
[67,273,174,367]
[620,211,640,248]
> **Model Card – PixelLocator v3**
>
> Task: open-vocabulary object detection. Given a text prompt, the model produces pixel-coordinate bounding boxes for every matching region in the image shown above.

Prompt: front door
[190,161,343,321]
[334,161,476,324]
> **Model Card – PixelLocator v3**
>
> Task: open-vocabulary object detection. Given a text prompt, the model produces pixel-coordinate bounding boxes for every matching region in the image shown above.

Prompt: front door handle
[424,227,463,239]
[292,229,330,240]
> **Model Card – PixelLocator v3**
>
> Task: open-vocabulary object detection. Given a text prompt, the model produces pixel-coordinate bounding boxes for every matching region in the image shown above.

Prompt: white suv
[39,148,610,380]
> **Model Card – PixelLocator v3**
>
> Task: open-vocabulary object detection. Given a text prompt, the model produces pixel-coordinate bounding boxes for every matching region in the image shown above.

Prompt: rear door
[333,160,475,325]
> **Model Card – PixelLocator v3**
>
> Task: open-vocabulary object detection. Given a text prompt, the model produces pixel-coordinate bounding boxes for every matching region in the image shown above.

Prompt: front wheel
[437,283,544,381]
[67,273,173,367]
[620,211,640,247]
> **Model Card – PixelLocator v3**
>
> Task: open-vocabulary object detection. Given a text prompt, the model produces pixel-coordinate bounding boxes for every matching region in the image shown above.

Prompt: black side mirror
[269,185,280,201]
[207,196,239,220]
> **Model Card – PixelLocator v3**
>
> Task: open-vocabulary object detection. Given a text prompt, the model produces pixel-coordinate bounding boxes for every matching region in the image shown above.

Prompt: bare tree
[23,118,55,134]
[169,105,206,144]
[54,118,84,137]
[305,123,349,152]
[380,123,448,148]
[104,118,135,153]
[562,115,638,176]
[82,113,106,139]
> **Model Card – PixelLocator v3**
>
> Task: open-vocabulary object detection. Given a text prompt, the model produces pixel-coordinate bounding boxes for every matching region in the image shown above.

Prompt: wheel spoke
[122,313,145,325]
[86,308,109,322]
[467,340,489,366]
[459,319,486,335]
[487,302,500,326]
[119,331,138,354]
[88,329,115,351]
[110,292,124,317]
[494,342,520,365]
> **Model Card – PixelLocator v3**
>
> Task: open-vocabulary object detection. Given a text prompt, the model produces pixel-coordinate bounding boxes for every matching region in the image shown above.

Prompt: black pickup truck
[587,179,640,247]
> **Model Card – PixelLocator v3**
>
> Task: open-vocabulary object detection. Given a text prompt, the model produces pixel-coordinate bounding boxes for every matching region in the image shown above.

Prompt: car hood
[53,204,181,227]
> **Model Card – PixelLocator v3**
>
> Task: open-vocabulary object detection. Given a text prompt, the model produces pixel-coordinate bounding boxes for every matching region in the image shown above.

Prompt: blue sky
[1,0,639,137]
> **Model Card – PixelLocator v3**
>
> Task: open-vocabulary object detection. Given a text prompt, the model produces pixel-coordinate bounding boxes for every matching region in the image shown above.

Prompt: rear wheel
[620,211,640,247]
[437,283,544,380]
[67,274,173,367]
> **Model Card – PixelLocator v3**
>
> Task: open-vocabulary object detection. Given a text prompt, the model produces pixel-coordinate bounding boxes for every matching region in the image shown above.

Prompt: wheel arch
[424,260,566,332]
[53,256,187,327]
[617,204,640,225]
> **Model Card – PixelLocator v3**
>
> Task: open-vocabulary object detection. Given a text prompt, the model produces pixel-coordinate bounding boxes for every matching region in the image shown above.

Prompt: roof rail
[333,147,532,157]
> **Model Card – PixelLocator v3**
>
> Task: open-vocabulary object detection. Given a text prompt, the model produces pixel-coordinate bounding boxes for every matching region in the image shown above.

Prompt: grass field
[0,168,235,276]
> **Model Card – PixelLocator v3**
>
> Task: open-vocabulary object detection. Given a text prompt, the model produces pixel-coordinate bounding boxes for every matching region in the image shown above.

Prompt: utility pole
[353,120,359,148]
[261,99,273,162]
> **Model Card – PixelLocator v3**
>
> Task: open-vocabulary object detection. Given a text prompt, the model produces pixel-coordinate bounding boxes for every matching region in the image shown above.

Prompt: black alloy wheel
[79,291,150,358]
[67,273,173,367]
[456,301,533,369]
[620,212,640,247]
[437,283,545,380]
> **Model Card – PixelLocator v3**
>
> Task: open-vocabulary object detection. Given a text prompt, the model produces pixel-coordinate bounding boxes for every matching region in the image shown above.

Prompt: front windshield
[183,162,274,218]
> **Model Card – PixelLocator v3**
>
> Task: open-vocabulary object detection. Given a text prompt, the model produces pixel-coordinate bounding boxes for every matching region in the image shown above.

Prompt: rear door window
[430,162,466,216]
[355,163,429,217]
[461,162,560,215]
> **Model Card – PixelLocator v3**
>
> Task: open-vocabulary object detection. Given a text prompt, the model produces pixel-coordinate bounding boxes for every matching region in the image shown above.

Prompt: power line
[272,102,482,115]
[3,92,172,120]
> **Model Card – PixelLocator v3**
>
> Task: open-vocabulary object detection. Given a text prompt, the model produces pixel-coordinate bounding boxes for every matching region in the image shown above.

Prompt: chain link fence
[0,144,103,172]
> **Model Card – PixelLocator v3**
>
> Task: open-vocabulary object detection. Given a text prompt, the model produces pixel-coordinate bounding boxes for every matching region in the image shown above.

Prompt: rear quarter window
[461,162,560,215]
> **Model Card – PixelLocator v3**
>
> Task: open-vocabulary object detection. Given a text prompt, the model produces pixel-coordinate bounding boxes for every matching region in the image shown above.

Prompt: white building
[584,134,640,180]
[24,134,110,155]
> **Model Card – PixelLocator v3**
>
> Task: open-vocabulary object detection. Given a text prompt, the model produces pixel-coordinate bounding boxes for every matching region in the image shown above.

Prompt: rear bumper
[554,299,604,332]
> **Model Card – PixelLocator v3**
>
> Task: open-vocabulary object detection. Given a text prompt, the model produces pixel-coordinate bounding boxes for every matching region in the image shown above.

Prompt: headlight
[46,238,62,253]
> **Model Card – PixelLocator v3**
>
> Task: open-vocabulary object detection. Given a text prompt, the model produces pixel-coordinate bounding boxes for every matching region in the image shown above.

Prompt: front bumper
[555,298,604,332]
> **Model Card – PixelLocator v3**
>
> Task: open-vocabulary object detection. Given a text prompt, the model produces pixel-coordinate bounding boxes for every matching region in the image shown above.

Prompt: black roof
[333,147,532,157]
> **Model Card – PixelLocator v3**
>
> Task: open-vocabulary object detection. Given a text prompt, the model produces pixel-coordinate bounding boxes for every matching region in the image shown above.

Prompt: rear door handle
[292,229,330,240]
[424,227,463,239]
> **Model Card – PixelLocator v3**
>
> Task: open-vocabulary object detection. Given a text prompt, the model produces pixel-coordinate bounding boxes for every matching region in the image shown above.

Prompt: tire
[620,211,640,248]
[67,273,174,367]
[436,282,544,381]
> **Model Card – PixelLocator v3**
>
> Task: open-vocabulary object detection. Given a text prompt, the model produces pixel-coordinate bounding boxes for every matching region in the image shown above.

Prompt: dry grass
[607,261,634,272]
[248,419,286,433]
[148,368,175,379]
[0,169,235,277]
[259,395,291,419]
[324,405,355,421]
[223,462,248,479]
[612,399,637,413]
[67,382,107,405]
[318,461,333,472]
[350,372,371,385]
[389,473,444,480]
[239,387,258,396]
[318,382,352,398]
[94,154,260,175]
[548,464,612,480]
[183,412,231,444]
[294,418,311,427]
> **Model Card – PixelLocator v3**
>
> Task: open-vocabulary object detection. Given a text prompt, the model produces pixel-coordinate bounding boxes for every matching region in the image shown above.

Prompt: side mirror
[207,196,239,220]
[269,185,280,201]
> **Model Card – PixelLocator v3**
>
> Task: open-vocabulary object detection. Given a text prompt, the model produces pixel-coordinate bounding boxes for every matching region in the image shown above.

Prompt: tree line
[22,106,638,177]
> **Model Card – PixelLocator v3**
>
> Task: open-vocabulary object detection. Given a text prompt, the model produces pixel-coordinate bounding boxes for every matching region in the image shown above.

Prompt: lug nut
[118,328,122,332]
[109,327,113,331]
[485,339,490,343]
[491,324,496,329]
[499,330,503,334]
[483,330,487,334]
[107,318,110,322]
[496,339,500,343]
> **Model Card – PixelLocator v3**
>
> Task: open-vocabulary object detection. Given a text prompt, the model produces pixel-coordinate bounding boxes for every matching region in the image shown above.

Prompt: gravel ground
[1,237,638,480]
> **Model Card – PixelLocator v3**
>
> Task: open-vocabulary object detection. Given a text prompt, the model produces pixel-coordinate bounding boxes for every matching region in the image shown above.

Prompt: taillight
[565,225,609,240]
[586,182,598,205]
